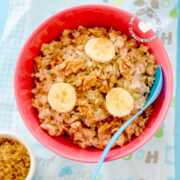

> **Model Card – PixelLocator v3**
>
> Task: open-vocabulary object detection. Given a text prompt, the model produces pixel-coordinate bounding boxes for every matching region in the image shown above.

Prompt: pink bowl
[14,5,173,163]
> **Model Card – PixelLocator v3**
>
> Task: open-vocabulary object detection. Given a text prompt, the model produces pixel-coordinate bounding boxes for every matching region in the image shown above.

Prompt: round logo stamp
[129,5,161,42]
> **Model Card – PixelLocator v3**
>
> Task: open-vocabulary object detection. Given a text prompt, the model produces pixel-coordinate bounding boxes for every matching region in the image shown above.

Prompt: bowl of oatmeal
[14,5,173,162]
[0,132,36,180]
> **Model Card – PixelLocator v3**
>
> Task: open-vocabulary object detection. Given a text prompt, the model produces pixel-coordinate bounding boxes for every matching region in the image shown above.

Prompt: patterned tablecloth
[0,0,178,179]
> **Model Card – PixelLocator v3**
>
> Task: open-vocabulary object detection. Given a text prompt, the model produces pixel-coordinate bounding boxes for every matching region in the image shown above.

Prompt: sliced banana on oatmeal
[106,88,134,117]
[48,83,76,112]
[85,38,115,63]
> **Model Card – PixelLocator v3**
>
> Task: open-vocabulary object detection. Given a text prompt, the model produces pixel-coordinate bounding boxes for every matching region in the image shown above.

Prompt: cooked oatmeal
[31,26,156,149]
[0,138,30,180]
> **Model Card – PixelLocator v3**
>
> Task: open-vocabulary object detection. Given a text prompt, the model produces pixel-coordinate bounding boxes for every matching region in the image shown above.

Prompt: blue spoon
[91,65,163,180]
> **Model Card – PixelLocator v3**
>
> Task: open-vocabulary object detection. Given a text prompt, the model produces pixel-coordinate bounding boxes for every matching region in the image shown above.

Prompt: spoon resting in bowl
[91,65,163,180]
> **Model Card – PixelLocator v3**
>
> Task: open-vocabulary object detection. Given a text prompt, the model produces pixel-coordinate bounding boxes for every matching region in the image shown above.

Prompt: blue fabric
[175,1,180,179]
[0,0,178,179]
[0,0,9,40]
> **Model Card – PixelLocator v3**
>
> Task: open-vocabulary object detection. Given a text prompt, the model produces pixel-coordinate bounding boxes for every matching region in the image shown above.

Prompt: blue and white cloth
[0,0,178,179]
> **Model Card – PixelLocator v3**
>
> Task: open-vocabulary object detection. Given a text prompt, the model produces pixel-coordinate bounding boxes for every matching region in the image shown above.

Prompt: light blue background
[0,0,179,179]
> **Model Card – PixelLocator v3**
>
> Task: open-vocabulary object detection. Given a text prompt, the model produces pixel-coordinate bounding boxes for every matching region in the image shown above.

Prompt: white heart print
[138,21,152,33]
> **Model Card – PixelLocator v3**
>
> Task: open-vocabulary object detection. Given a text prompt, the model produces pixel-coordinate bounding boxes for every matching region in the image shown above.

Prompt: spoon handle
[91,66,162,180]
[91,109,143,180]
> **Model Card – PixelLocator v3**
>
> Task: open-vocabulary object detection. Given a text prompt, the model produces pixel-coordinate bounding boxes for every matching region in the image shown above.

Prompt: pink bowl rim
[14,4,173,163]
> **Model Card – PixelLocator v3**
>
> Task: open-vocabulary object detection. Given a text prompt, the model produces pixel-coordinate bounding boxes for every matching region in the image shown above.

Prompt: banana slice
[106,88,134,117]
[85,38,115,63]
[48,83,76,112]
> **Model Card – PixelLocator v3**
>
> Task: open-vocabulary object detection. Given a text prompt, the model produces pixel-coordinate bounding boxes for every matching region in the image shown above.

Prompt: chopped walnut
[119,56,134,80]
[75,74,98,90]
[77,99,95,126]
[40,123,65,136]
[57,59,85,76]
